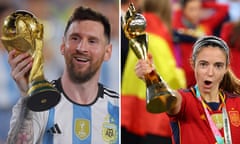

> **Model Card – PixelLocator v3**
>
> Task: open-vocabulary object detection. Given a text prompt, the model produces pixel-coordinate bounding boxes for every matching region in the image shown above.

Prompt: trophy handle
[129,34,148,59]
[26,36,61,112]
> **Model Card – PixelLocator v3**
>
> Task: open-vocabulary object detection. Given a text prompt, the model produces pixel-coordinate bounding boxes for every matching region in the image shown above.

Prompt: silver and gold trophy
[122,3,177,113]
[1,10,60,111]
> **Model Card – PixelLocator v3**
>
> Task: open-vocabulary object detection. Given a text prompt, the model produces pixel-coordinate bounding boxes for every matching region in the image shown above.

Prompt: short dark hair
[64,6,111,43]
[180,0,201,8]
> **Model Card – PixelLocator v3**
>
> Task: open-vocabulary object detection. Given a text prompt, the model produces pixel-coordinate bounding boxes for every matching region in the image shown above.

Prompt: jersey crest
[229,110,240,127]
[74,119,90,140]
[102,115,117,143]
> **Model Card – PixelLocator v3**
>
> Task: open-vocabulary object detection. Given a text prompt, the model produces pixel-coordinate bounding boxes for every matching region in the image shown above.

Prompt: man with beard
[6,6,119,144]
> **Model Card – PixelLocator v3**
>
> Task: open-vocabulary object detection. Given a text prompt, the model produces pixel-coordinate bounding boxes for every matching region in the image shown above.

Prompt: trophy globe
[1,10,61,111]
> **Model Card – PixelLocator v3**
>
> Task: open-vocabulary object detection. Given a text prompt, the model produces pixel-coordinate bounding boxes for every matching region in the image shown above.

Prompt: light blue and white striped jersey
[18,78,119,144]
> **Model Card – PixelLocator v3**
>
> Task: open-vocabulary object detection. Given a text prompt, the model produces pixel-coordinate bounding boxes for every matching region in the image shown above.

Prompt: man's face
[194,46,228,95]
[61,20,112,83]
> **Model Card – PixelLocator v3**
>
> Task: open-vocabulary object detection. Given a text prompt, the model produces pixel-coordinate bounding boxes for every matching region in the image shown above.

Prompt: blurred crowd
[121,0,240,143]
[0,0,119,143]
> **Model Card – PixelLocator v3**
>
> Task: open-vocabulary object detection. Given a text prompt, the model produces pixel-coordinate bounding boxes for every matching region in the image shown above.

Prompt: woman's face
[183,0,202,25]
[194,46,228,95]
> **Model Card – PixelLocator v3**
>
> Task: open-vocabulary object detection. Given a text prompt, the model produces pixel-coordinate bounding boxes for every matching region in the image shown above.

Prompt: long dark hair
[220,69,240,95]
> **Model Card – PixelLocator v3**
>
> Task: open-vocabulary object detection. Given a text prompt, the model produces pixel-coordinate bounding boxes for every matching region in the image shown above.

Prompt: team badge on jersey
[229,110,240,127]
[102,115,117,143]
[75,119,90,140]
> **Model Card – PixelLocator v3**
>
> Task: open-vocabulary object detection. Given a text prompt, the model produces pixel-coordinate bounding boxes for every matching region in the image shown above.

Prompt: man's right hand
[8,50,33,96]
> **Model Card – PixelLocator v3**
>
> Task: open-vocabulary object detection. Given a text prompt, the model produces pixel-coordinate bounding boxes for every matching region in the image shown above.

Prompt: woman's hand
[135,53,155,80]
[8,50,33,96]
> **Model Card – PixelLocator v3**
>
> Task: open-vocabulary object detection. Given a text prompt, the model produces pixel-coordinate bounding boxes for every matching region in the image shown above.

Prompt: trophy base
[27,90,61,112]
[146,82,177,113]
[146,95,177,113]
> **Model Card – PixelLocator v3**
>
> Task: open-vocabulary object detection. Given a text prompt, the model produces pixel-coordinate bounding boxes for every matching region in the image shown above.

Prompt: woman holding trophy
[135,35,240,144]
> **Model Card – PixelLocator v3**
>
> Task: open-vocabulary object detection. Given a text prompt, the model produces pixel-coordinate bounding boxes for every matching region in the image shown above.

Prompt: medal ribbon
[222,106,232,144]
[194,85,224,144]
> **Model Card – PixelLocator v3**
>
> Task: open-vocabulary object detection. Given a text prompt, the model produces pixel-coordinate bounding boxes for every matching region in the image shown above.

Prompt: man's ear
[104,44,112,61]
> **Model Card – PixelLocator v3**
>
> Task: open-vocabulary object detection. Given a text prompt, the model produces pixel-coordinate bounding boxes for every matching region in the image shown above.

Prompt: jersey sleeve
[8,97,48,143]
[168,89,190,121]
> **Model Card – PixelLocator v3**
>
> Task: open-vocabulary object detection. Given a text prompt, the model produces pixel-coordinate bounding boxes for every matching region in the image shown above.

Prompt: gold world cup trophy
[122,3,177,113]
[1,10,61,111]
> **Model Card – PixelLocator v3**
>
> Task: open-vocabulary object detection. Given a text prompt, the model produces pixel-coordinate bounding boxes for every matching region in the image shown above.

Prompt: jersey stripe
[43,108,55,144]
[72,104,91,143]
[170,121,180,144]
[103,87,119,98]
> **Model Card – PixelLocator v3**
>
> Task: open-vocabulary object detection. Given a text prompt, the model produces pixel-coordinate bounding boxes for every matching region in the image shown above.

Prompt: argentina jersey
[32,79,119,144]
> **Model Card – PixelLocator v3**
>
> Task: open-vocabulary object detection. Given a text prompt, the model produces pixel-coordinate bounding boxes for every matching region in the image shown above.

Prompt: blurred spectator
[220,21,240,79]
[173,0,229,87]
[121,0,186,143]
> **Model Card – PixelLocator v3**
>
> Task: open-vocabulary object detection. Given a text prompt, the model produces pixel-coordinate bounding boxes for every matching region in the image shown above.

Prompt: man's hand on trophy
[8,49,33,97]
[135,53,155,80]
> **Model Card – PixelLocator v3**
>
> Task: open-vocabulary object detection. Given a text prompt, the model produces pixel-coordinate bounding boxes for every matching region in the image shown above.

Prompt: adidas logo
[47,124,62,134]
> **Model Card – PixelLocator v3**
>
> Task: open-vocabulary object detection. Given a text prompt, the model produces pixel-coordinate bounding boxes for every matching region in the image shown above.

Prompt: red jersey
[169,88,240,144]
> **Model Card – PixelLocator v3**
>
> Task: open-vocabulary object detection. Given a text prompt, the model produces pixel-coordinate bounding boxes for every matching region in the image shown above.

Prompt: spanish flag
[121,12,186,140]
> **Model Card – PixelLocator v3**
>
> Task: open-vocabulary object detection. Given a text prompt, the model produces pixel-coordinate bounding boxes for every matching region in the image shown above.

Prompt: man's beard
[67,59,101,83]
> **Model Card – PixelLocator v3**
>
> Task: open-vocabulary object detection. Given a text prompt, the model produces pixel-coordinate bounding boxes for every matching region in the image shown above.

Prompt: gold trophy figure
[122,3,177,113]
[1,10,61,111]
